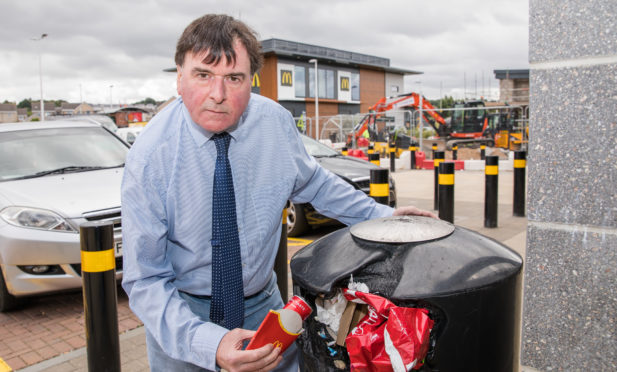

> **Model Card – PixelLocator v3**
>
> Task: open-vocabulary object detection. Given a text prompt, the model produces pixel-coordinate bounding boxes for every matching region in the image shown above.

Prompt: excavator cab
[450,101,487,136]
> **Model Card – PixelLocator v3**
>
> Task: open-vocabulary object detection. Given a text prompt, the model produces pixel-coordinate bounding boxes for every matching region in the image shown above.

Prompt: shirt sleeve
[283,118,394,225]
[121,160,227,370]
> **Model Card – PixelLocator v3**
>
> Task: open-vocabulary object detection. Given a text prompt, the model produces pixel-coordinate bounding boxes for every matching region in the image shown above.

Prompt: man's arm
[121,163,228,370]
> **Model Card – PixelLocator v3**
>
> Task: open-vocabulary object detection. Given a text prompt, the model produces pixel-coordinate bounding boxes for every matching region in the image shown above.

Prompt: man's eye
[228,76,242,83]
[197,73,211,79]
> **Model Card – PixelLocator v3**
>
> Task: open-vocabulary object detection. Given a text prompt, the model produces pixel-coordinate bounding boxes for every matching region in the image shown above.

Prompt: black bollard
[341,146,348,156]
[480,144,486,160]
[275,203,289,303]
[513,151,527,217]
[484,156,499,228]
[433,151,445,210]
[389,145,396,173]
[432,142,438,159]
[80,221,121,372]
[367,144,374,155]
[369,152,380,166]
[438,161,455,223]
[409,143,417,170]
[370,168,389,205]
[452,144,458,161]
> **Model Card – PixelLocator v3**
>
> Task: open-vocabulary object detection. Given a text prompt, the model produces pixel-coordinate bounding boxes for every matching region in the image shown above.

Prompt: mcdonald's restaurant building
[252,39,421,137]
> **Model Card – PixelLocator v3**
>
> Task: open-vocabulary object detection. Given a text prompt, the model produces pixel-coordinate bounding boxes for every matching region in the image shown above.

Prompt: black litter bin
[290,216,522,372]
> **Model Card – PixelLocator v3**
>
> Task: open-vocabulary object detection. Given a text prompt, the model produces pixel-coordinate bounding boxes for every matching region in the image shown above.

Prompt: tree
[133,97,157,105]
[18,99,32,109]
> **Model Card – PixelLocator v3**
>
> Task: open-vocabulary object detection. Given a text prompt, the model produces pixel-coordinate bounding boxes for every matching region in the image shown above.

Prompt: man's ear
[176,65,183,95]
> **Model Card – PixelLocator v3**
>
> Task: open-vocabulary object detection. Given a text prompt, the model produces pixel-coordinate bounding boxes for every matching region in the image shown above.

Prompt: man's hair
[175,14,263,75]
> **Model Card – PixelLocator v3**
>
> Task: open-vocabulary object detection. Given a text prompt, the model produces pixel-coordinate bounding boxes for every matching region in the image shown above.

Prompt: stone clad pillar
[523,1,617,370]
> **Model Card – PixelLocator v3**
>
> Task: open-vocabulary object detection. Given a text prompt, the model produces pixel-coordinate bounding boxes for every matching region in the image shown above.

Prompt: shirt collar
[181,96,252,147]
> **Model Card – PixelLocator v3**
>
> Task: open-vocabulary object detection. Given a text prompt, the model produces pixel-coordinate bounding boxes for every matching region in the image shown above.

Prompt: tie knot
[212,132,231,156]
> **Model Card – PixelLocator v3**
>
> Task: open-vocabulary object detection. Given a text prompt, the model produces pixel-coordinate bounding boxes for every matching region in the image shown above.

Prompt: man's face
[176,40,252,133]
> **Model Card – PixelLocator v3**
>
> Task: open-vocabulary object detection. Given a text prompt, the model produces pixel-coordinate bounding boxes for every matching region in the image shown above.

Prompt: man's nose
[209,77,226,103]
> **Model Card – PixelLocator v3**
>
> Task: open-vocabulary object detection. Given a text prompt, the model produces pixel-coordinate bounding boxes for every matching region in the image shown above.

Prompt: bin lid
[290,216,522,300]
[350,216,455,243]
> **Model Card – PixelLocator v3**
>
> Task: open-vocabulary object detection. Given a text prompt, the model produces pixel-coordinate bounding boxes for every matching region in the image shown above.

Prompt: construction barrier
[484,156,499,228]
[370,168,389,205]
[80,221,121,372]
[433,151,445,210]
[276,204,289,303]
[438,162,455,223]
[513,151,527,217]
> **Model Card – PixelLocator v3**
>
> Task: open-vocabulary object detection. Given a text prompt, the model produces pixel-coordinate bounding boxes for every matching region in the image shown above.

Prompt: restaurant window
[351,72,360,101]
[294,66,305,98]
[309,67,336,99]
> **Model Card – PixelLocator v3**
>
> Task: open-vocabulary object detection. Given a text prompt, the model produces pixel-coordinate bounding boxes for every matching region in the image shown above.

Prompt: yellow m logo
[281,70,293,86]
[252,73,260,87]
[272,340,284,349]
[340,77,350,91]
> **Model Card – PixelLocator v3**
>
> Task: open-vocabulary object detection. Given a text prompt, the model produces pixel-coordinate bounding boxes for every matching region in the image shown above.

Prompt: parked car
[49,114,119,132]
[287,134,397,236]
[115,126,143,145]
[0,121,128,311]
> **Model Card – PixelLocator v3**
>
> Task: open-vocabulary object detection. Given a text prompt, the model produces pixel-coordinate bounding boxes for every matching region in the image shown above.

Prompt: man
[122,14,435,372]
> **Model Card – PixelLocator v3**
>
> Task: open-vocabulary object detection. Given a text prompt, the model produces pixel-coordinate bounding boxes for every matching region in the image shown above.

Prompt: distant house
[60,102,95,115]
[17,108,28,121]
[31,102,56,119]
[0,103,18,123]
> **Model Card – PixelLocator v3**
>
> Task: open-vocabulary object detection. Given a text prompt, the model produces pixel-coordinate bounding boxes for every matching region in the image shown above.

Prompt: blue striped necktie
[210,132,244,329]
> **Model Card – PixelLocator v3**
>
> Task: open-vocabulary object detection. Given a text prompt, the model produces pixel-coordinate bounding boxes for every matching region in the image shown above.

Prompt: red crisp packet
[343,289,433,372]
[246,296,312,353]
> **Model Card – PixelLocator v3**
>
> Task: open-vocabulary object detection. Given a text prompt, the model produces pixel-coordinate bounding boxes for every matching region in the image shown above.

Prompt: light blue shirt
[121,94,393,369]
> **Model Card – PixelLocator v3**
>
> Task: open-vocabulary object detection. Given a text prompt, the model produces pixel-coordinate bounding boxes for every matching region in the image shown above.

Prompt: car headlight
[0,206,77,232]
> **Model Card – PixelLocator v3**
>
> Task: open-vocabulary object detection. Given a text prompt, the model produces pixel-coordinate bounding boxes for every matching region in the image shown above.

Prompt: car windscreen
[300,135,339,157]
[0,126,129,181]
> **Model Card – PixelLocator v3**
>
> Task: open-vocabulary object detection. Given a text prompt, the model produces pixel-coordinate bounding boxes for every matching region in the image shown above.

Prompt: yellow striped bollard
[480,144,486,160]
[370,168,389,205]
[409,143,417,169]
[513,151,527,217]
[484,156,499,227]
[433,150,445,210]
[438,162,455,223]
[80,221,121,372]
[369,152,380,166]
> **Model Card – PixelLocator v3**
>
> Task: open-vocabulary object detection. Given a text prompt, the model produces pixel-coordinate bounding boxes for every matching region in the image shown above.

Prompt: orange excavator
[348,93,518,151]
[347,92,447,148]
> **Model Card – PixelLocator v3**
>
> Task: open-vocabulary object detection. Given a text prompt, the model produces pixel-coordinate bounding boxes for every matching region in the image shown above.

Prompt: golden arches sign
[281,70,293,86]
[272,340,284,349]
[340,76,350,91]
[252,73,260,88]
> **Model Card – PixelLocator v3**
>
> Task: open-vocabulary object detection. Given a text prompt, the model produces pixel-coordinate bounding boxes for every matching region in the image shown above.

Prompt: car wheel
[0,268,20,312]
[287,203,309,237]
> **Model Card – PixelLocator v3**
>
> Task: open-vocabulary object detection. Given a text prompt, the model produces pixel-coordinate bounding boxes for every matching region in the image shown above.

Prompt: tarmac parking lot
[0,167,528,371]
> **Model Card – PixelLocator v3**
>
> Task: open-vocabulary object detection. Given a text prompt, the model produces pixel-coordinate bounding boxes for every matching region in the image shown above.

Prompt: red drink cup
[283,295,312,321]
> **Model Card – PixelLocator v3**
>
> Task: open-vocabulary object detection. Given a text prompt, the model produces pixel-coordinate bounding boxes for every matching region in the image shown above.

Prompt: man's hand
[216,329,282,372]
[392,205,438,219]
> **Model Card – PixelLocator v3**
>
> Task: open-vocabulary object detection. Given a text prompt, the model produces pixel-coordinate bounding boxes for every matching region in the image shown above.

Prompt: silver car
[0,121,127,311]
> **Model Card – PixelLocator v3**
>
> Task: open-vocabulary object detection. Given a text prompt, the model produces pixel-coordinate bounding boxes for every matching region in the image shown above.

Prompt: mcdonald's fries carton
[246,296,312,352]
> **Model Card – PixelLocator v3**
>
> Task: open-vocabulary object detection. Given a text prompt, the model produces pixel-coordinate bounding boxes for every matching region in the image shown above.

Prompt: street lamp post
[309,59,319,140]
[415,81,423,150]
[31,33,48,121]
[109,85,114,110]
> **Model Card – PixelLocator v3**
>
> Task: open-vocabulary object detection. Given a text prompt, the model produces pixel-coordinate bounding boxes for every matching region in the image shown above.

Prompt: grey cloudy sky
[1,0,528,105]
